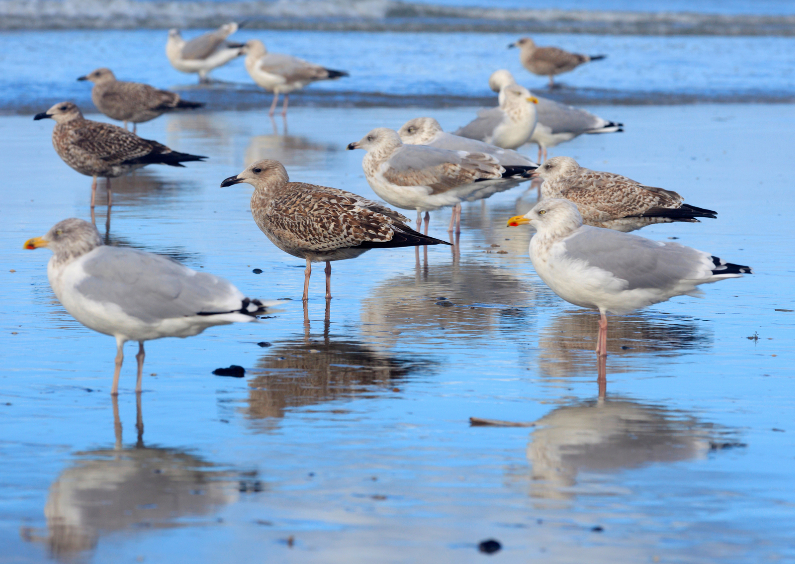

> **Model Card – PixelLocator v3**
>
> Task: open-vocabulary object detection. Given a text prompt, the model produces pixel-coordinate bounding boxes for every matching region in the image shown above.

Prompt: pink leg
[416,210,422,231]
[303,258,311,301]
[455,204,462,234]
[281,94,289,117]
[90,175,97,208]
[269,92,280,117]
[106,178,112,208]
[111,336,125,396]
[448,206,456,232]
[537,145,543,163]
[135,342,145,394]
[132,123,137,134]
[324,261,332,300]
[543,146,548,162]
[596,311,608,357]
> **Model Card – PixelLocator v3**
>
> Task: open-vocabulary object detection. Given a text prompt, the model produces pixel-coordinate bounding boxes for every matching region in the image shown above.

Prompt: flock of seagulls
[25,23,752,393]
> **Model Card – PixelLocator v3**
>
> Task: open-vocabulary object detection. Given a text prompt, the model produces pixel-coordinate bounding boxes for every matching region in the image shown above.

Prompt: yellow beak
[24,236,48,250]
[527,96,538,104]
[507,215,530,227]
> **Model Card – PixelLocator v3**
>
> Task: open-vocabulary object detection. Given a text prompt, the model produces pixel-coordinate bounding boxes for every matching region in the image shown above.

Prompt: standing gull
[347,127,536,233]
[536,157,717,232]
[509,37,605,89]
[490,69,623,162]
[34,102,206,210]
[507,199,751,357]
[220,159,449,301]
[242,39,349,117]
[78,67,203,133]
[24,218,279,395]
[454,84,538,150]
[166,23,244,83]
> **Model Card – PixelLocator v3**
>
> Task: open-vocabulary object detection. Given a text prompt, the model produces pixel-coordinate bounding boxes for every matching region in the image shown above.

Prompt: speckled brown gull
[347,127,536,234]
[536,157,717,232]
[78,68,203,133]
[34,101,206,210]
[507,198,750,357]
[166,23,244,83]
[241,39,349,117]
[489,70,623,162]
[508,38,605,88]
[454,84,538,150]
[24,218,279,395]
[220,159,449,301]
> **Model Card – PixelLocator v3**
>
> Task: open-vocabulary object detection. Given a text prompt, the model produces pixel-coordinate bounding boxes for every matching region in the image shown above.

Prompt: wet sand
[2,104,794,562]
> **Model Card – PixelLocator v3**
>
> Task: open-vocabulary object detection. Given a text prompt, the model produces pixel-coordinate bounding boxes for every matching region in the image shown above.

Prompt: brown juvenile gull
[508,38,605,89]
[24,218,279,395]
[34,101,206,209]
[489,69,623,162]
[507,199,751,357]
[220,159,449,301]
[241,39,349,117]
[454,84,538,150]
[77,67,203,133]
[166,23,244,83]
[536,157,717,232]
[347,127,536,233]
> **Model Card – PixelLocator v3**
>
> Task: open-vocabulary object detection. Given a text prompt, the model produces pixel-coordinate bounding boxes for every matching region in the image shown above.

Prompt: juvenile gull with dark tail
[509,37,606,88]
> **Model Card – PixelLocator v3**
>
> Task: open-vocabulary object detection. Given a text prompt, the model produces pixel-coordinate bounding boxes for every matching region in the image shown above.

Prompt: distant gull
[166,23,244,83]
[454,84,538,150]
[77,67,203,133]
[24,218,279,395]
[34,101,206,209]
[489,69,622,162]
[241,39,349,117]
[507,199,751,357]
[536,157,717,232]
[347,127,535,233]
[221,159,449,301]
[509,37,606,89]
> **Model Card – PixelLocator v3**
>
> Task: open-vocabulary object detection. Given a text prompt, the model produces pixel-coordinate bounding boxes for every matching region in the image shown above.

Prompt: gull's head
[509,37,535,50]
[535,156,580,181]
[219,22,239,35]
[221,159,289,190]
[33,101,83,124]
[499,84,538,109]
[507,198,582,232]
[346,128,402,153]
[168,28,181,41]
[488,69,517,93]
[77,67,115,84]
[397,117,443,145]
[24,218,102,262]
[241,39,266,57]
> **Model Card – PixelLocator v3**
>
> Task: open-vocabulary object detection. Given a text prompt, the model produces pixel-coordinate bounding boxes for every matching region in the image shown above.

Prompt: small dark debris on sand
[470,417,535,427]
[479,539,501,554]
[436,301,454,307]
[213,365,245,378]
[592,525,604,533]
[709,441,747,450]
[252,268,263,274]
[257,341,272,347]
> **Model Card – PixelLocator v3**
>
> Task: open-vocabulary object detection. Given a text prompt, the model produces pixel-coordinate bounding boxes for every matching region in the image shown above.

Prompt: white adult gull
[347,127,536,233]
[454,84,539,150]
[507,199,751,357]
[241,39,349,117]
[25,218,279,395]
[166,23,244,83]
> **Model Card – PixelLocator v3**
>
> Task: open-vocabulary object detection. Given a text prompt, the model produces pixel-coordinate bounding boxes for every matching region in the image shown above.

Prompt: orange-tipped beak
[24,236,48,250]
[507,215,530,227]
[527,96,538,104]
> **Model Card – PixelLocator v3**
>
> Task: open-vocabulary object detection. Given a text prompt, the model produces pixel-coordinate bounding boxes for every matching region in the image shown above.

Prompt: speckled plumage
[537,157,717,232]
[509,37,605,88]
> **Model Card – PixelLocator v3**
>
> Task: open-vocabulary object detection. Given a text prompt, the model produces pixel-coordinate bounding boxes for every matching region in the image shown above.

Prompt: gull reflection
[244,129,337,169]
[21,397,253,560]
[525,395,743,501]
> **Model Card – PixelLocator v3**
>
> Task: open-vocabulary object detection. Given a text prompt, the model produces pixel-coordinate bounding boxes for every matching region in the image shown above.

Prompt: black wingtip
[711,256,752,275]
[589,55,607,61]
[326,69,349,79]
[501,165,538,179]
[176,100,204,109]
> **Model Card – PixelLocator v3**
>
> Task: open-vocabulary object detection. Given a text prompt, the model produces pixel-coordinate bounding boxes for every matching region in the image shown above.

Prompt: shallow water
[1,102,794,562]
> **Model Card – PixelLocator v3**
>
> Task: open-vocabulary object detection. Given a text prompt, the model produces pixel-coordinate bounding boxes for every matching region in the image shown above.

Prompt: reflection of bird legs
[303,300,310,338]
[423,211,430,235]
[135,342,145,393]
[597,353,607,399]
[324,261,332,300]
[451,230,460,263]
[303,258,311,301]
[111,394,145,452]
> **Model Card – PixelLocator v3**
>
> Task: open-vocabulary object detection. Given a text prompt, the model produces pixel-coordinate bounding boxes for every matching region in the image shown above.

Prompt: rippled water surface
[1,102,794,562]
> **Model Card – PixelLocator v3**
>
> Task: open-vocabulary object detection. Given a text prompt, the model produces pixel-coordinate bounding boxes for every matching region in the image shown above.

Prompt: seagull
[220,159,449,301]
[507,198,751,357]
[24,218,279,395]
[347,127,536,233]
[77,67,203,133]
[241,39,349,117]
[509,37,606,88]
[454,84,538,150]
[489,69,622,162]
[34,101,206,209]
[536,157,717,232]
[166,23,244,83]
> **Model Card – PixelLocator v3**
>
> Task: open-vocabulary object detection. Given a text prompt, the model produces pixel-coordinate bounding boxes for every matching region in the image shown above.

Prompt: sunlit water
[1,101,793,562]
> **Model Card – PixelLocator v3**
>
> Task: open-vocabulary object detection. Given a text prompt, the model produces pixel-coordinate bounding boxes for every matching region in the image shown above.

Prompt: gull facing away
[509,37,606,89]
[489,69,623,162]
[77,68,203,133]
[242,39,349,117]
[454,84,538,150]
[166,23,244,83]
[536,157,717,232]
[34,102,206,209]
[220,159,449,301]
[507,199,751,357]
[347,127,536,233]
[24,218,279,395]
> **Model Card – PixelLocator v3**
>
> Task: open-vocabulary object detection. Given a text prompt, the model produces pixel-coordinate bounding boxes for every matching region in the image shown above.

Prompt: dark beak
[77,75,88,81]
[508,43,516,49]
[220,175,241,187]
[346,142,358,150]
[33,112,52,121]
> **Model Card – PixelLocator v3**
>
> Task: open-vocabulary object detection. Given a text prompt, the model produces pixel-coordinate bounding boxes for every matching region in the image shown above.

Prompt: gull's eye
[58,105,67,111]
[253,167,262,174]
[367,135,374,142]
[56,229,63,236]
[538,210,546,215]
[407,127,416,134]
